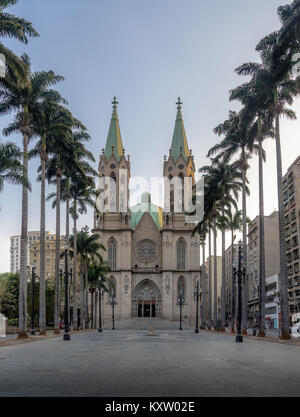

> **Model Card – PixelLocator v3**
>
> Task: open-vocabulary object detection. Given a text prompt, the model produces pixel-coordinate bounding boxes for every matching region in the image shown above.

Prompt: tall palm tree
[0,0,38,74]
[199,159,242,331]
[232,33,299,339]
[88,260,110,329]
[0,55,67,338]
[47,134,96,330]
[0,140,28,196]
[69,174,97,329]
[70,227,105,329]
[209,111,253,333]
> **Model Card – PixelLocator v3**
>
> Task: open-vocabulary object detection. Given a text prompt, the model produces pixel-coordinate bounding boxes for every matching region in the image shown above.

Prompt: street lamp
[63,245,70,341]
[194,280,201,334]
[111,286,115,331]
[30,266,36,336]
[233,241,243,343]
[273,290,281,338]
[178,288,184,331]
[98,276,104,333]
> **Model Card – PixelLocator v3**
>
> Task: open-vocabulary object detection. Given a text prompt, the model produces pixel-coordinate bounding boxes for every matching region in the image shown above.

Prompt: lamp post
[98,276,104,333]
[112,286,115,331]
[194,280,201,334]
[233,241,243,342]
[178,291,183,331]
[273,290,281,338]
[30,266,36,336]
[63,245,70,341]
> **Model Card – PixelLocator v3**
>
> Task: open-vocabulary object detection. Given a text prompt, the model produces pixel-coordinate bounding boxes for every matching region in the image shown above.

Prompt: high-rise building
[29,234,65,280]
[247,211,280,325]
[10,231,63,279]
[283,156,300,320]
[10,231,41,274]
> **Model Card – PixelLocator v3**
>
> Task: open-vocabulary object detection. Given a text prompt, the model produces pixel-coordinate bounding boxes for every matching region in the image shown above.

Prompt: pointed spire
[104,97,124,162]
[170,97,189,162]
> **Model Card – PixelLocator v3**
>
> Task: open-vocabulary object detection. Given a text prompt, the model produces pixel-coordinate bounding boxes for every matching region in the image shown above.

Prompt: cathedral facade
[92,98,201,325]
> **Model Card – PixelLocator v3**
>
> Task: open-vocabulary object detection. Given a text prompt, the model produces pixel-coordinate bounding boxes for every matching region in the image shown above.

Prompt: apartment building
[10,231,64,280]
[247,211,280,324]
[265,274,280,330]
[283,156,300,320]
[29,235,66,280]
[10,231,41,274]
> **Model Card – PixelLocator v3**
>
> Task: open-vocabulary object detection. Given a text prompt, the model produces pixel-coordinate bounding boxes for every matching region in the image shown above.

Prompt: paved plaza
[0,319,300,397]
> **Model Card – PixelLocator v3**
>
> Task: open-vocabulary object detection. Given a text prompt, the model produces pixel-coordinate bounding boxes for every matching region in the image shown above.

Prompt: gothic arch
[177,237,186,270]
[108,237,117,270]
[131,279,162,318]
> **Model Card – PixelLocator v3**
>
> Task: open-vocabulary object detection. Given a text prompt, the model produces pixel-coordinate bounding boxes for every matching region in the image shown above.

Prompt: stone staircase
[102,317,191,330]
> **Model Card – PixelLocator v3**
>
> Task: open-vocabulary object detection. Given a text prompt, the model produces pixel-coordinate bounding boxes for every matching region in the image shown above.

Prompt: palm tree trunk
[241,155,248,335]
[213,219,218,329]
[231,230,235,333]
[275,112,290,339]
[85,263,89,328]
[91,289,94,328]
[72,208,78,330]
[258,129,266,338]
[80,262,84,329]
[202,240,206,327]
[54,172,61,334]
[18,133,29,339]
[39,152,46,335]
[65,188,70,326]
[221,206,226,332]
[94,291,97,329]
[208,227,212,329]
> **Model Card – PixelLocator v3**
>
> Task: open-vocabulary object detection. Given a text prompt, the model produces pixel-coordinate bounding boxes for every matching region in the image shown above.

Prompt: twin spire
[104,96,190,162]
[104,96,124,162]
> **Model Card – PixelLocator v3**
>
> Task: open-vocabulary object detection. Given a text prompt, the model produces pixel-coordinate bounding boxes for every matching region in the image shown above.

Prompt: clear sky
[1,0,299,272]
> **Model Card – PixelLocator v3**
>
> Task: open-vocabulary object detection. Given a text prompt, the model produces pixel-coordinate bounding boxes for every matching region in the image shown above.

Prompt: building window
[177,238,186,270]
[108,239,117,270]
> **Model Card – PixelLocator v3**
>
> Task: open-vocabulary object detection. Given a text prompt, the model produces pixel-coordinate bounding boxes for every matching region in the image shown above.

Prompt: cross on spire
[112,96,118,110]
[176,97,183,111]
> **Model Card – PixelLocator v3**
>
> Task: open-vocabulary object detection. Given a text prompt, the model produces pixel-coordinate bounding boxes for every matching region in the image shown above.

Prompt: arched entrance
[132,279,162,318]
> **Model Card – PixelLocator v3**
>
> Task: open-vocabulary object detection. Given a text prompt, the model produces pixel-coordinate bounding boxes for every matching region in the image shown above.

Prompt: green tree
[0,140,29,198]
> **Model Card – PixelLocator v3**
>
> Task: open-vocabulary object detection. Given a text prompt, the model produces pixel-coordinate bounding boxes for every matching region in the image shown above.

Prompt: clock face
[136,239,157,263]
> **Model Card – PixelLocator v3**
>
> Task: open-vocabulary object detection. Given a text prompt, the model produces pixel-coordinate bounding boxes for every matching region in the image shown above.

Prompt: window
[265,306,277,315]
[177,238,186,270]
[177,276,185,302]
[108,239,117,270]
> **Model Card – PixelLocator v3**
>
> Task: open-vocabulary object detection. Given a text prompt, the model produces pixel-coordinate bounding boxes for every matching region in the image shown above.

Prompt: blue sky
[1,0,299,272]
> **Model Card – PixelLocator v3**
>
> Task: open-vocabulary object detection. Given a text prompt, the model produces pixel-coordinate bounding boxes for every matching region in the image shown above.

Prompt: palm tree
[199,159,242,331]
[88,260,110,329]
[31,100,72,335]
[0,0,38,74]
[70,227,105,329]
[232,33,299,339]
[0,140,29,196]
[0,55,67,338]
[69,174,97,329]
[47,133,96,330]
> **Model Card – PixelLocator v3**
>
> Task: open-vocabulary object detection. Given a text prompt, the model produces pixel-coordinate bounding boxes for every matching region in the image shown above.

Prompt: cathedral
[92,98,201,326]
